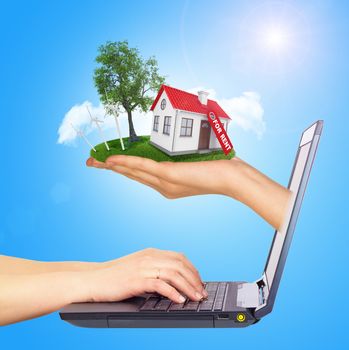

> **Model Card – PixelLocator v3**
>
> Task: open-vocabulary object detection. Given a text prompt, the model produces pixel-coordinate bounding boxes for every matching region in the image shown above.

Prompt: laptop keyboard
[140,282,227,312]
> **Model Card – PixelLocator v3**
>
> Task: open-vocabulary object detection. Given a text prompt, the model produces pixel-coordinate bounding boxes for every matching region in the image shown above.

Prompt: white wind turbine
[70,123,97,152]
[104,89,125,151]
[86,105,110,151]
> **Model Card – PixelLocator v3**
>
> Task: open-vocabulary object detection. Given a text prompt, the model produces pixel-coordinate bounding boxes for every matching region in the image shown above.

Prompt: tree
[94,41,165,143]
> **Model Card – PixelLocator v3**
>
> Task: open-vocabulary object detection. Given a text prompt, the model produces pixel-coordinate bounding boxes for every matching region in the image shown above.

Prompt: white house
[150,85,231,155]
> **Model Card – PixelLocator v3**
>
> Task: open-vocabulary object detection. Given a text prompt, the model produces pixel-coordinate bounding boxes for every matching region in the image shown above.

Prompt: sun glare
[263,26,289,51]
[232,1,311,75]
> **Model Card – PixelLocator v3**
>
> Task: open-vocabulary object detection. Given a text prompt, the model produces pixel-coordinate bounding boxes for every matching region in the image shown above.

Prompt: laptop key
[206,283,218,292]
[214,283,227,311]
[205,290,216,300]
[183,301,200,311]
[154,299,172,311]
[199,301,214,311]
[168,302,186,311]
[140,297,160,311]
[203,283,218,302]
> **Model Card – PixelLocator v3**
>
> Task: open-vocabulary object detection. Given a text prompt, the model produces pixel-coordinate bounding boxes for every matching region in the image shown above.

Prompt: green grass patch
[91,136,235,163]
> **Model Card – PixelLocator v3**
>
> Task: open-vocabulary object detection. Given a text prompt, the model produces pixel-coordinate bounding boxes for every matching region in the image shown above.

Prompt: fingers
[112,166,201,198]
[157,268,204,301]
[87,157,170,197]
[86,156,167,193]
[87,154,235,199]
[100,160,199,199]
[141,249,206,300]
[142,248,202,284]
[154,251,204,292]
[86,157,108,169]
[150,258,204,300]
[103,155,229,195]
[144,279,186,304]
[105,163,179,199]
[87,155,217,198]
[107,163,163,189]
[106,155,174,181]
[163,250,202,281]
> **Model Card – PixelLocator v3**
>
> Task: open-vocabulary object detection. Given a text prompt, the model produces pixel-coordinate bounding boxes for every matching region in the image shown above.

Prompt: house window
[180,118,193,137]
[153,115,160,132]
[163,116,171,135]
[161,99,166,110]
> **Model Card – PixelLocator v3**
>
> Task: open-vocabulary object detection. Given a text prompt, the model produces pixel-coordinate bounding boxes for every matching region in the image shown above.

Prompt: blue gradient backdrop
[0,0,348,348]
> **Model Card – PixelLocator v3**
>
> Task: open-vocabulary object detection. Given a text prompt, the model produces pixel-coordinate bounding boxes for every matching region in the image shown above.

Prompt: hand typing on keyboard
[140,282,227,312]
[0,248,207,326]
[82,248,208,304]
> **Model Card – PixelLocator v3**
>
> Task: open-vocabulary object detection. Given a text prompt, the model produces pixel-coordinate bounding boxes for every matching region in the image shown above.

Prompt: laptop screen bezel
[255,120,323,318]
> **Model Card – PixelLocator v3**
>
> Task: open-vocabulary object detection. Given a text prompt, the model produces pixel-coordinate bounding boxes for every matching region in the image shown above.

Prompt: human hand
[79,248,206,304]
[86,155,242,199]
[86,154,290,230]
[0,249,205,325]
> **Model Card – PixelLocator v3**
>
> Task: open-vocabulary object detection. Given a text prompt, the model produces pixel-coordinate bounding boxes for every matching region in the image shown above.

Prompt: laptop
[60,120,323,328]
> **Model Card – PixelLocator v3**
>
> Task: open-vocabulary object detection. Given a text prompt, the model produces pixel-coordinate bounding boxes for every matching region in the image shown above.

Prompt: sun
[263,25,289,52]
[233,2,310,74]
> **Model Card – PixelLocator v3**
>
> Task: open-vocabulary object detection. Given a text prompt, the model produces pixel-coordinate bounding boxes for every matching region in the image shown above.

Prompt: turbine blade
[86,105,93,121]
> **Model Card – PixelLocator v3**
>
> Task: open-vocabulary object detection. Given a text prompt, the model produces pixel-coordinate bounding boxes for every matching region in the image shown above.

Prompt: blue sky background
[0,0,348,348]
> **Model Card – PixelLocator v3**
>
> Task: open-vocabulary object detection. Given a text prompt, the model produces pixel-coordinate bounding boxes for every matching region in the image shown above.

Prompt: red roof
[150,85,231,119]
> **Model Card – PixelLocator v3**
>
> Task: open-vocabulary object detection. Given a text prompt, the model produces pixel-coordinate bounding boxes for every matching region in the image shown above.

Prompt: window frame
[163,116,171,135]
[160,99,166,110]
[153,115,160,132]
[180,117,194,137]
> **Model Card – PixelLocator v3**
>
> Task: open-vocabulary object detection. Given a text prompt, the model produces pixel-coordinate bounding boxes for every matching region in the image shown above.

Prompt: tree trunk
[127,110,139,142]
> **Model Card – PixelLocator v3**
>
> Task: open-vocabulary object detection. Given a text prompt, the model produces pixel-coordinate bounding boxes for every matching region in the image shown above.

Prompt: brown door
[198,120,211,149]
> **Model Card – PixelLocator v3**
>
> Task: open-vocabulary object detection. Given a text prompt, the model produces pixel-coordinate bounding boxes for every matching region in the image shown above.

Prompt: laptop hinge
[256,273,269,308]
[257,281,266,305]
[237,274,269,308]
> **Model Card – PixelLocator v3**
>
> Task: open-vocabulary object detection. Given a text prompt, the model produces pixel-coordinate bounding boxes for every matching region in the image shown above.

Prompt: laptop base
[60,282,259,328]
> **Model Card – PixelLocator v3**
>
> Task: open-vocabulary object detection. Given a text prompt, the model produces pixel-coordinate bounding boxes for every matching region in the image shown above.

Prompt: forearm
[0,255,102,275]
[0,271,90,326]
[227,158,291,230]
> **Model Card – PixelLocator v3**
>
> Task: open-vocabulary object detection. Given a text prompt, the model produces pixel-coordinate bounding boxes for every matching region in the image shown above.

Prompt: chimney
[198,90,209,105]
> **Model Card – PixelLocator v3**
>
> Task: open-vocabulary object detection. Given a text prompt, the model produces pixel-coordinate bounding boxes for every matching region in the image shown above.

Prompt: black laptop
[60,120,323,328]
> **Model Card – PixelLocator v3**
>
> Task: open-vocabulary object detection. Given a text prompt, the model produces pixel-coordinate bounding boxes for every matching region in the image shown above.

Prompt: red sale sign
[207,112,234,155]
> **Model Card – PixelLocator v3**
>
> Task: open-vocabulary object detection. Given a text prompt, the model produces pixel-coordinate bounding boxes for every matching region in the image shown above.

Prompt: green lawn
[90,136,235,162]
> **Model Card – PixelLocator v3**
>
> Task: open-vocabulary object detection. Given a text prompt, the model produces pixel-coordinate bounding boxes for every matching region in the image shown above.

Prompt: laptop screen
[261,121,323,313]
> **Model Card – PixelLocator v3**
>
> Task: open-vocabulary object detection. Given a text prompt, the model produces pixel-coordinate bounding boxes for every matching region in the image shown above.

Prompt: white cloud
[219,92,266,139]
[57,101,106,145]
[57,101,152,145]
[188,87,266,139]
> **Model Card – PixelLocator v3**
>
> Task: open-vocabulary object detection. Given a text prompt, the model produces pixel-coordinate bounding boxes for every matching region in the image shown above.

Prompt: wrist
[69,266,114,303]
[224,158,248,200]
[60,270,96,303]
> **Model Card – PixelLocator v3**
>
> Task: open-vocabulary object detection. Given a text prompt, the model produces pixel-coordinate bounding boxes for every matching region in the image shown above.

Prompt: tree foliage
[94,41,165,141]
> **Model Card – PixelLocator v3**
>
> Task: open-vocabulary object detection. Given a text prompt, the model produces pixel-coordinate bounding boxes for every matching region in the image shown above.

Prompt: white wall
[172,111,204,153]
[150,90,176,151]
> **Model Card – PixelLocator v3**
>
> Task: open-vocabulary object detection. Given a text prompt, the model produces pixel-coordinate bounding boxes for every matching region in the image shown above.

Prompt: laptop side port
[217,314,230,320]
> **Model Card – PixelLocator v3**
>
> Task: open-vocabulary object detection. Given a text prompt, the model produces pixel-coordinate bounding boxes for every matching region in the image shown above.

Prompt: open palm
[86,155,242,199]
